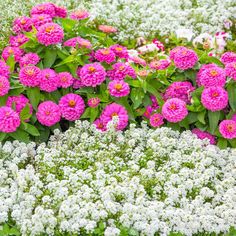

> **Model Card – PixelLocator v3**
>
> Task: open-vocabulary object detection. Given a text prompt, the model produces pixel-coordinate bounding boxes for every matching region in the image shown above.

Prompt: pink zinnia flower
[37,23,64,46]
[173,48,198,70]
[220,52,236,65]
[150,113,164,127]
[9,34,29,47]
[98,25,117,33]
[19,53,40,68]
[0,60,10,79]
[107,62,136,80]
[31,14,53,29]
[39,68,59,92]
[19,66,41,87]
[79,63,106,87]
[108,80,130,97]
[58,72,74,88]
[197,64,226,87]
[2,46,24,62]
[164,81,195,103]
[110,44,129,59]
[93,118,106,131]
[232,114,236,121]
[150,59,171,70]
[70,10,89,20]
[59,93,85,121]
[63,37,92,48]
[162,98,188,123]
[94,48,116,64]
[152,39,165,51]
[192,128,216,145]
[137,70,148,77]
[169,46,186,60]
[73,79,84,89]
[219,120,236,139]
[36,101,61,127]
[129,56,147,66]
[31,3,56,17]
[100,103,128,130]
[0,76,10,97]
[54,5,67,18]
[88,97,100,108]
[143,106,153,119]
[13,16,32,33]
[150,95,159,109]
[201,86,228,112]
[0,106,20,133]
[225,62,236,80]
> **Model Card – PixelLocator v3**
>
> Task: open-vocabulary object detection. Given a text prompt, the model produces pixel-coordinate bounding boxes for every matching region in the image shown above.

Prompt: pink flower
[31,14,53,29]
[143,106,153,119]
[219,120,236,139]
[98,25,117,33]
[0,107,21,133]
[150,113,164,127]
[225,62,236,80]
[0,76,10,97]
[58,72,74,88]
[2,46,24,62]
[31,3,56,17]
[107,62,136,80]
[0,60,10,79]
[19,66,41,87]
[164,81,195,103]
[73,79,84,89]
[94,118,106,131]
[173,48,198,70]
[39,69,59,92]
[220,52,236,65]
[59,93,85,121]
[63,37,92,48]
[36,101,61,127]
[100,103,128,130]
[129,56,146,66]
[110,44,129,59]
[137,70,149,77]
[79,63,106,87]
[9,34,29,47]
[232,114,236,121]
[19,53,40,68]
[197,64,226,87]
[54,5,67,18]
[37,23,64,46]
[94,48,116,64]
[150,95,159,109]
[70,10,89,20]
[88,97,100,108]
[152,39,165,51]
[169,46,187,60]
[150,59,171,70]
[192,128,216,145]
[201,86,228,112]
[162,98,188,123]
[13,16,32,33]
[108,80,130,97]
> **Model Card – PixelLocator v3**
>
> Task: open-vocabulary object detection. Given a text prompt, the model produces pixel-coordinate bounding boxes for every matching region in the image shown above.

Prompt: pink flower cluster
[0,76,10,97]
[150,59,171,70]
[88,98,100,108]
[2,46,24,62]
[225,62,236,80]
[70,10,89,20]
[150,113,164,127]
[108,80,130,97]
[192,128,216,145]
[64,37,92,48]
[95,48,116,64]
[220,52,236,65]
[219,120,236,139]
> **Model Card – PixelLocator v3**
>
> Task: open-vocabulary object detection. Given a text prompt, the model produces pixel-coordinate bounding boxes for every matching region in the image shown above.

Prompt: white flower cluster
[0,121,236,235]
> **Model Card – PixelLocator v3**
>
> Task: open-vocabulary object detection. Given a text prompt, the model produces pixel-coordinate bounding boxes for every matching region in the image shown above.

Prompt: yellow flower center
[80,41,89,47]
[112,112,118,117]
[210,70,218,76]
[39,16,44,20]
[119,66,125,71]
[26,69,34,76]
[45,26,54,33]
[88,66,96,72]
[114,83,122,91]
[101,49,110,55]
[75,11,85,17]
[45,111,50,115]
[61,76,67,82]
[115,47,122,51]
[68,100,76,107]
[227,124,235,132]
[212,92,219,98]
[8,49,14,54]
[169,103,177,110]
[20,19,26,25]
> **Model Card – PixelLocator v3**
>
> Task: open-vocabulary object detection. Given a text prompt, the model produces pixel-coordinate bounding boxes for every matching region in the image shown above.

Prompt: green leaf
[217,138,228,149]
[130,88,145,109]
[10,129,30,143]
[145,82,163,106]
[208,110,220,134]
[0,95,8,106]
[81,107,91,119]
[21,122,40,136]
[26,87,40,110]
[55,55,75,67]
[0,132,7,142]
[90,107,99,122]
[60,18,77,32]
[179,117,189,129]
[6,54,16,73]
[197,111,206,124]
[229,139,236,148]
[20,104,32,121]
[44,48,57,68]
[227,83,236,111]
[8,87,25,96]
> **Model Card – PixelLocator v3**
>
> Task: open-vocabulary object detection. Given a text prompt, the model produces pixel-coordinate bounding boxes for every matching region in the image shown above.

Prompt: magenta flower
[19,66,41,87]
[143,106,153,119]
[54,5,67,18]
[73,79,84,89]
[192,128,216,145]
[150,59,171,70]
[232,114,236,121]
[220,52,236,65]
[0,106,20,133]
[107,62,136,80]
[36,101,61,127]
[19,53,40,68]
[108,80,130,97]
[201,86,228,112]
[129,56,147,66]
[70,10,89,20]
[59,93,85,121]
[12,16,32,33]
[164,81,195,103]
[219,120,236,139]
[197,64,226,87]
[152,39,165,51]
[0,60,10,79]
[100,103,128,130]
[9,34,29,47]
[79,63,106,87]
[94,118,106,131]
[31,14,53,29]
[88,97,100,108]
[31,3,56,17]
[39,69,59,92]
[0,76,10,97]
[64,37,92,48]
[110,44,129,59]
[2,46,24,62]
[225,62,236,80]
[150,113,164,127]
[150,95,159,109]
[98,25,117,33]
[162,98,188,123]
[95,48,116,64]
[169,46,186,60]
[37,23,64,46]
[58,72,74,88]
